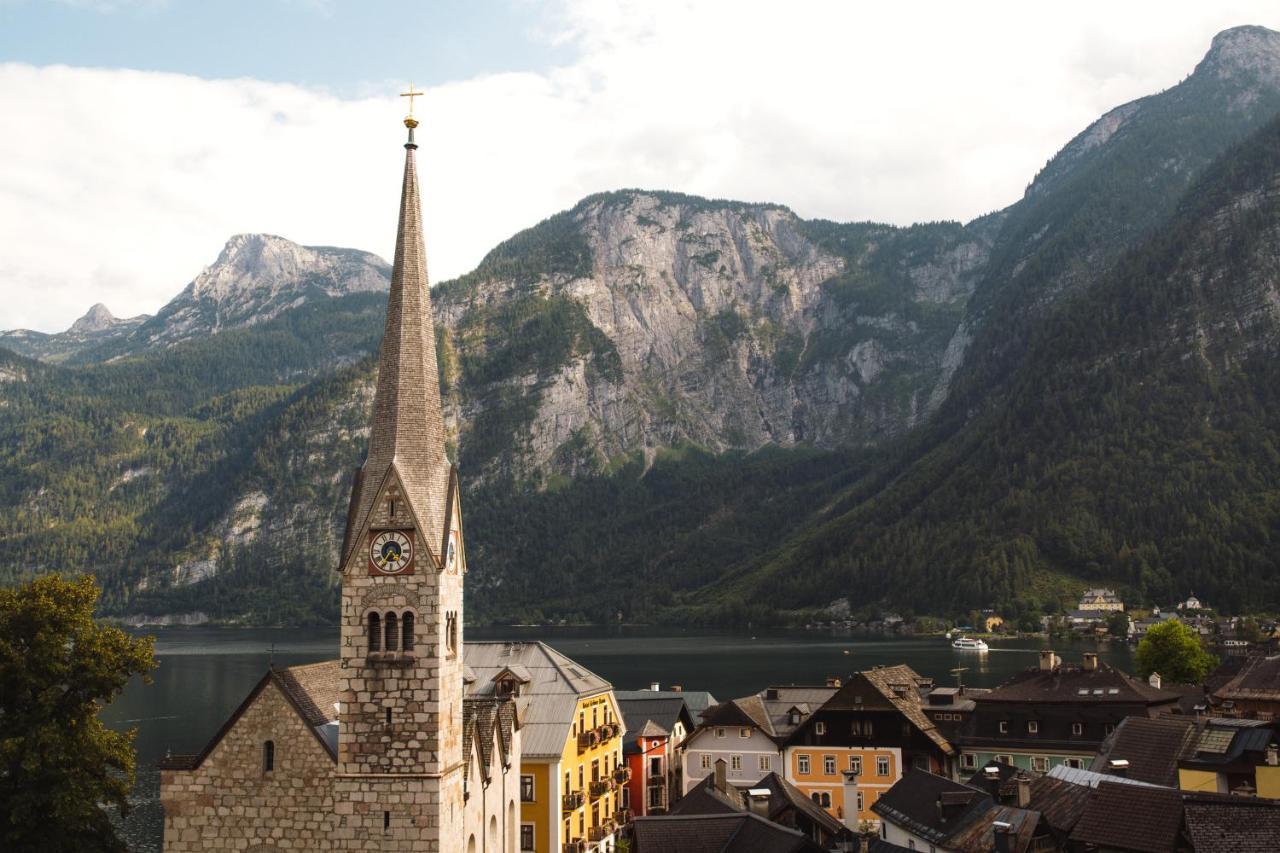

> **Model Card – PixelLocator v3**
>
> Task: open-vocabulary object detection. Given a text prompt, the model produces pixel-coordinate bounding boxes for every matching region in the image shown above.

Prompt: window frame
[876,755,890,777]
[520,774,535,803]
[797,754,811,775]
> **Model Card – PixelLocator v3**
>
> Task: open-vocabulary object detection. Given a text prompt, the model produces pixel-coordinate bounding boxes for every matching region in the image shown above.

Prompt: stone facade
[160,676,339,852]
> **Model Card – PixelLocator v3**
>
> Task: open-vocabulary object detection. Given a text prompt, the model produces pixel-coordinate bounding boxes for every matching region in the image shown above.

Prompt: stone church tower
[334,108,467,849]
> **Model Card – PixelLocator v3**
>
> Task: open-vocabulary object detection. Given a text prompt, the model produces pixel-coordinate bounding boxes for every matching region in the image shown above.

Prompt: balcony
[614,808,633,826]
[597,723,616,741]
[589,779,612,799]
[562,842,586,853]
[588,823,614,842]
[577,730,600,752]
[562,790,585,812]
[613,766,631,784]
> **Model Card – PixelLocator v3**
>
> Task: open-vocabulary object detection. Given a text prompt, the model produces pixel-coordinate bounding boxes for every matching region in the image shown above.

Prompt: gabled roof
[1068,781,1184,853]
[977,661,1180,705]
[158,661,341,771]
[462,696,518,786]
[632,812,827,853]
[1215,654,1280,702]
[465,641,613,759]
[698,686,837,744]
[617,696,694,740]
[671,771,846,840]
[871,770,993,845]
[616,688,718,715]
[1026,776,1093,836]
[1089,716,1200,786]
[791,665,954,755]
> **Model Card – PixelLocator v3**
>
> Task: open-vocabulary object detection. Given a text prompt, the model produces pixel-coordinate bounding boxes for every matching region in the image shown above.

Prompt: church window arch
[367,612,381,652]
[467,834,476,853]
[401,612,415,652]
[262,740,275,773]
[385,611,399,651]
[488,815,497,849]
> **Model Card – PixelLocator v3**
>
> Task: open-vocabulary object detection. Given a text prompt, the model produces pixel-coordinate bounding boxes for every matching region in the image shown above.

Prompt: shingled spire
[341,121,452,566]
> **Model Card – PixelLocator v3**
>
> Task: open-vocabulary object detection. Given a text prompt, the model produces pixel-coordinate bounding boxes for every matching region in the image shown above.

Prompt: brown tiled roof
[1068,781,1184,853]
[699,686,836,743]
[1026,775,1092,835]
[946,803,1041,853]
[863,665,955,756]
[981,662,1181,706]
[871,770,992,845]
[1089,716,1200,786]
[462,696,518,784]
[274,661,340,727]
[632,813,827,853]
[1182,795,1280,852]
[1215,654,1280,702]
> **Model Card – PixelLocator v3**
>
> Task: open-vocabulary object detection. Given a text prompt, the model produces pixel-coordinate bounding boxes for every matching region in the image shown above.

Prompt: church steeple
[341,97,451,566]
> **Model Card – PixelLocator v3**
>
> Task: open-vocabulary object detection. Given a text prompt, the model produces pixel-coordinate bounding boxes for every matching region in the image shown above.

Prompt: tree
[0,574,157,853]
[1106,611,1131,638]
[1134,620,1216,684]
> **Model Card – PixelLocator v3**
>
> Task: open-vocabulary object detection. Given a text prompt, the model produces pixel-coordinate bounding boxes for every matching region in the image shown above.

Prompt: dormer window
[815,722,826,736]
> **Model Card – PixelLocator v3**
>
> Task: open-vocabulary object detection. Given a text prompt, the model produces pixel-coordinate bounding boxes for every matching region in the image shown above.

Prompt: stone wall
[161,680,338,852]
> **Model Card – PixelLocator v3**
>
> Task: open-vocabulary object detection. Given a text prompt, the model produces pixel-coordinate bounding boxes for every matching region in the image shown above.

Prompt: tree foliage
[1134,620,1217,684]
[0,574,157,852]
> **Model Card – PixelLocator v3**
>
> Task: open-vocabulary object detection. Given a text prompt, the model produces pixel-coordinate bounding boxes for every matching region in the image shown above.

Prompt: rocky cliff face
[125,234,390,351]
[432,192,991,479]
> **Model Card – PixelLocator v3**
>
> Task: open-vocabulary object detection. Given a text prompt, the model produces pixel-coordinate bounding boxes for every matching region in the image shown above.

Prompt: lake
[106,626,1133,851]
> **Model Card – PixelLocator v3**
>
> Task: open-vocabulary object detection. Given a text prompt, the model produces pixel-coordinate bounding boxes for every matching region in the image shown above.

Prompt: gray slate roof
[465,640,613,758]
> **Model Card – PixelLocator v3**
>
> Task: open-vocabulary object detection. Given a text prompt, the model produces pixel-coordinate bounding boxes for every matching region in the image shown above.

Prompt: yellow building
[785,745,901,825]
[467,641,625,853]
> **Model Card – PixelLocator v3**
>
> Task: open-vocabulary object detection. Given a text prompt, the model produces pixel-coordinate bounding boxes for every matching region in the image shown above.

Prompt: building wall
[959,749,1092,775]
[627,734,670,815]
[519,760,555,853]
[161,682,337,852]
[682,727,780,794]
[1256,765,1280,799]
[1178,768,1224,794]
[786,746,901,826]
[463,725,521,853]
[562,692,625,848]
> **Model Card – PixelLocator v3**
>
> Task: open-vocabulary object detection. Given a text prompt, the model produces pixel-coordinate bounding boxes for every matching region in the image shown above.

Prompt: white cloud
[2,0,1278,331]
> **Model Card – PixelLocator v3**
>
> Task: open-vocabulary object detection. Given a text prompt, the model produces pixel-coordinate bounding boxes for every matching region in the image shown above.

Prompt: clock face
[370,530,413,574]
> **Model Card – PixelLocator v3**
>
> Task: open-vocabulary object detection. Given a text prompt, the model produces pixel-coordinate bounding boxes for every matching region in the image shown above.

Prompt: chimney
[826,676,842,688]
[714,758,728,793]
[993,821,1013,853]
[1082,652,1098,672]
[671,685,683,693]
[650,682,660,692]
[746,789,771,817]
[1039,650,1058,672]
[1148,672,1162,689]
[1015,772,1032,809]
[1267,745,1278,767]
[1108,759,1129,778]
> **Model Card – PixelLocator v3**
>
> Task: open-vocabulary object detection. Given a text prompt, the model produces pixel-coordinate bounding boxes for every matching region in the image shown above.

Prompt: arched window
[446,611,458,657]
[384,611,399,652]
[401,612,415,653]
[263,740,275,772]
[368,612,381,653]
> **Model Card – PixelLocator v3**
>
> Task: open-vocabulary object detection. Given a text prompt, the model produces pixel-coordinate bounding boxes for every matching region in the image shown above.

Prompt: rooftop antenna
[951,666,968,691]
[268,641,278,670]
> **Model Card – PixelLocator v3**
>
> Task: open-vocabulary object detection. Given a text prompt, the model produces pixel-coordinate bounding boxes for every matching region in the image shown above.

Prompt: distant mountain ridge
[2,25,1280,625]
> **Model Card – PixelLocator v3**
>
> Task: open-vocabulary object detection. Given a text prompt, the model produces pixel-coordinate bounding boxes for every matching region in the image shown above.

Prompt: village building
[1210,653,1280,720]
[681,684,838,796]
[1077,588,1124,612]
[668,759,848,849]
[616,693,696,816]
[871,769,1050,853]
[1091,714,1280,797]
[782,665,955,828]
[464,641,625,853]
[955,651,1182,775]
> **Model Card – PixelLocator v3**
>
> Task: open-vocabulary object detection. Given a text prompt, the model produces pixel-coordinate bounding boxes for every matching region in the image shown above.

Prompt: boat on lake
[951,636,989,651]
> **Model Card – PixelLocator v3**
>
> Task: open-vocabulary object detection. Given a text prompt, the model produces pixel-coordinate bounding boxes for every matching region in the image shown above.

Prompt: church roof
[465,641,614,758]
[340,136,452,569]
[462,696,518,785]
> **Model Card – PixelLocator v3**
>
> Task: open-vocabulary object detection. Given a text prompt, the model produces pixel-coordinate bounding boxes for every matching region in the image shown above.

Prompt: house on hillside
[955,650,1183,774]
[1078,588,1124,612]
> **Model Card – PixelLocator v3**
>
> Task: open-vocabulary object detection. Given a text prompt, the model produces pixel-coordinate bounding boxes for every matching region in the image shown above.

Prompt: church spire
[342,94,451,565]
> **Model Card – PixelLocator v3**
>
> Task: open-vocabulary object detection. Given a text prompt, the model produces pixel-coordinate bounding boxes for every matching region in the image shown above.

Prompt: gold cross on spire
[401,83,424,129]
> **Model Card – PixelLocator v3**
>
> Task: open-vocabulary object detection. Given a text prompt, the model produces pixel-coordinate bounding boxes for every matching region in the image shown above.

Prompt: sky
[2,0,1279,332]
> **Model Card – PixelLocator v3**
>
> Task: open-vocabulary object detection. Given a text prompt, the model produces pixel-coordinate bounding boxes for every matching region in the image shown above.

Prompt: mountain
[1,26,1279,626]
[0,303,149,363]
[0,234,391,367]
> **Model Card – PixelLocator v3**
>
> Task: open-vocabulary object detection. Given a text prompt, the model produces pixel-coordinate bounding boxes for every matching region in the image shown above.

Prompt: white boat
[952,636,989,651]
